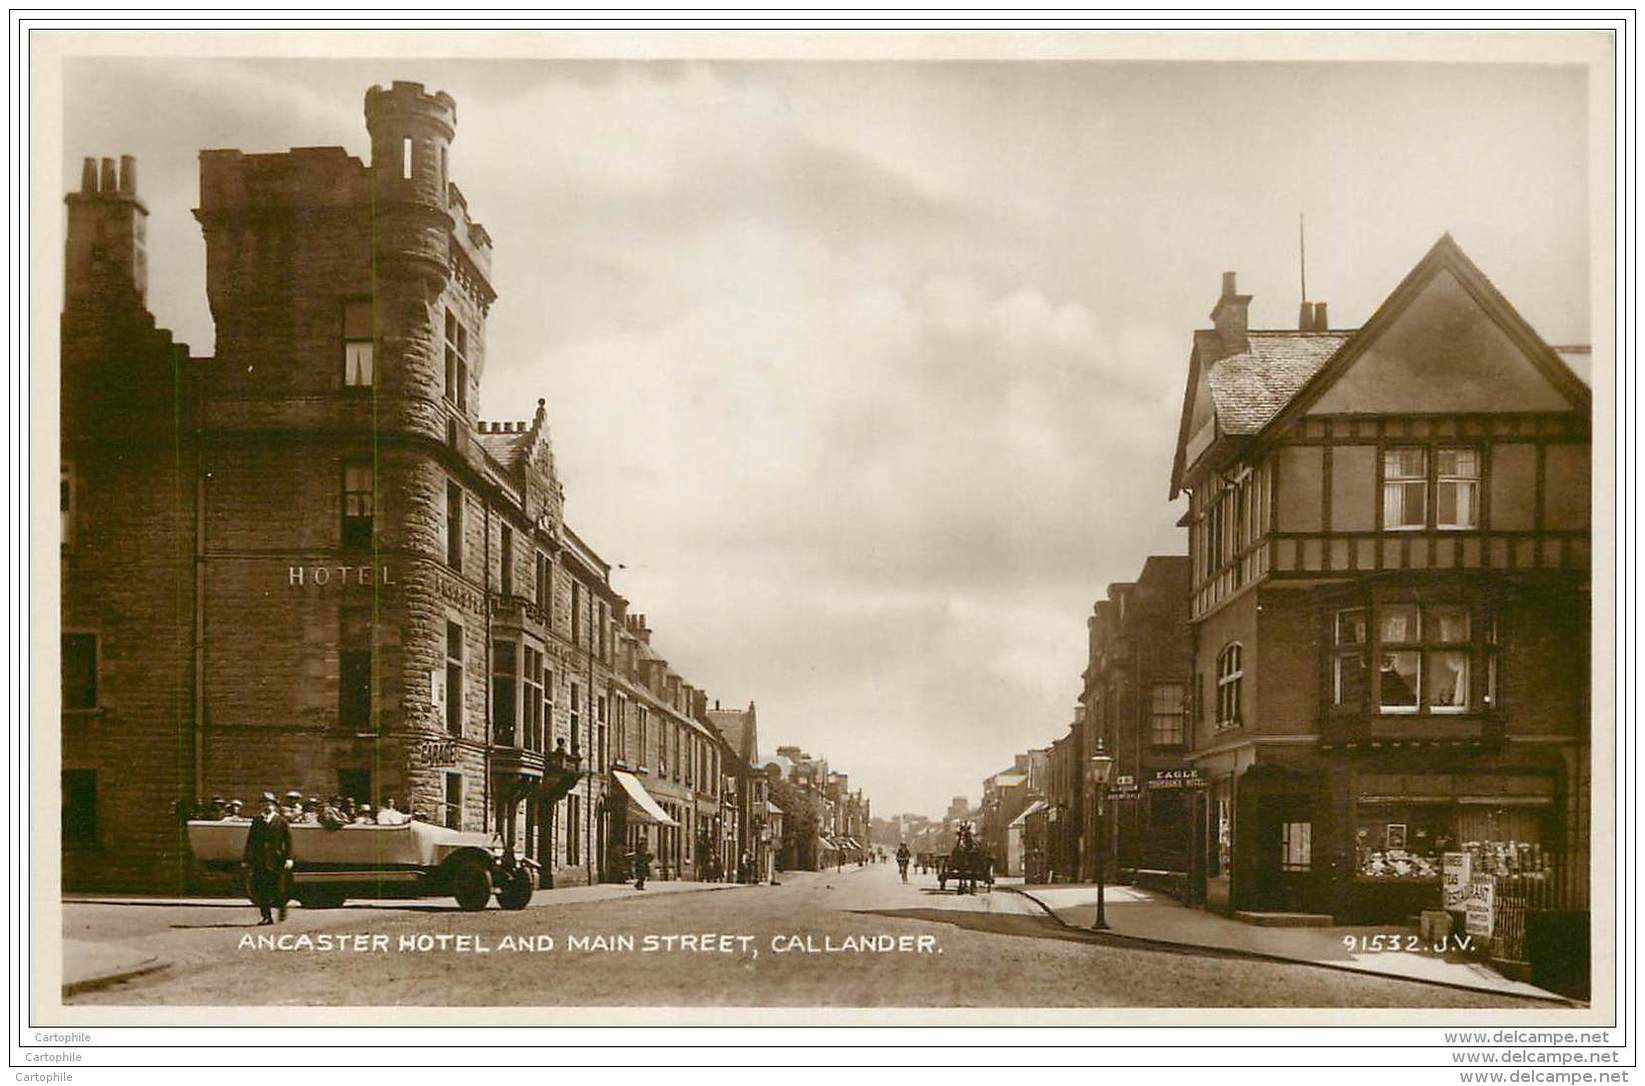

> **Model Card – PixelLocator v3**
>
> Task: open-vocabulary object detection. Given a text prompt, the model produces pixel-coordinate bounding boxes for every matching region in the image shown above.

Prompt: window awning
[613,770,679,827]
[1009,799,1048,829]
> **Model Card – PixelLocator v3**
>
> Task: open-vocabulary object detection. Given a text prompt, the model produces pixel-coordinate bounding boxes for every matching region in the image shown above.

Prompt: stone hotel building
[60,82,742,892]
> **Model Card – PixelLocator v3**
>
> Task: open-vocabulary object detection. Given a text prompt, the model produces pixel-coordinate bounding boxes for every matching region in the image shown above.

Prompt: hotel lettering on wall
[288,564,396,587]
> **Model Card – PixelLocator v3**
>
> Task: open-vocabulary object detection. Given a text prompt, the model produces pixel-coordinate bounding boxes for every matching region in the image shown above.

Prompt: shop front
[1341,770,1559,924]
[608,767,679,882]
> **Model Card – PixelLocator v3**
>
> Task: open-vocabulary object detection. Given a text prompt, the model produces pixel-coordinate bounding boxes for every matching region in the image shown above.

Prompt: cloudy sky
[60,46,1592,817]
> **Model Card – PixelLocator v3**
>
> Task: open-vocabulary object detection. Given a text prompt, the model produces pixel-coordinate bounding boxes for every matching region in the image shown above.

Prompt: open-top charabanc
[187,818,537,911]
[936,823,994,894]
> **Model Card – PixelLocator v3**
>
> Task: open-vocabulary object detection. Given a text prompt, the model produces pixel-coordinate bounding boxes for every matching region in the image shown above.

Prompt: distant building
[1079,556,1193,892]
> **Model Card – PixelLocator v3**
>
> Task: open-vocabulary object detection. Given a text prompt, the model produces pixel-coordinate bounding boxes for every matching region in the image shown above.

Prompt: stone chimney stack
[64,153,149,308]
[1209,270,1252,355]
[1312,301,1329,331]
[1298,301,1315,331]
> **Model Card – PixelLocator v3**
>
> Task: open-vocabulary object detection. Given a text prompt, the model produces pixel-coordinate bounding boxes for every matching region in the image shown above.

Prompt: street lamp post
[1086,739,1114,931]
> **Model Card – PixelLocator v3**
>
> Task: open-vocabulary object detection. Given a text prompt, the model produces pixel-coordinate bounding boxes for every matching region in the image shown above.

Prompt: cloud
[58,55,1590,817]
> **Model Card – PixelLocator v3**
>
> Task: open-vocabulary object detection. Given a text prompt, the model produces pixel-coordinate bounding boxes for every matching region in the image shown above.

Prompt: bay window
[1336,601,1491,717]
[1427,605,1471,712]
[522,645,544,751]
[1378,604,1421,711]
[1332,607,1368,709]
[491,641,517,745]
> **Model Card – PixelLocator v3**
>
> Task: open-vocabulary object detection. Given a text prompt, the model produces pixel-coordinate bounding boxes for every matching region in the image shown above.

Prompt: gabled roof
[1264,234,1590,435]
[1170,234,1590,498]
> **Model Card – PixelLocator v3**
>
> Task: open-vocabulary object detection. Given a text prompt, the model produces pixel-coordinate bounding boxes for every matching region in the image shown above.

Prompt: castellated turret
[193,81,495,446]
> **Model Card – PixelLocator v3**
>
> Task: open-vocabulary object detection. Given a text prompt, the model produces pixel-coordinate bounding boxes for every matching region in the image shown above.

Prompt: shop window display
[1354,801,1552,881]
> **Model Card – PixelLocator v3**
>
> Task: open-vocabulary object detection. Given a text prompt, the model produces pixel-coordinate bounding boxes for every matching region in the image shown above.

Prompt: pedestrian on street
[633,837,652,891]
[242,791,294,925]
[896,842,911,882]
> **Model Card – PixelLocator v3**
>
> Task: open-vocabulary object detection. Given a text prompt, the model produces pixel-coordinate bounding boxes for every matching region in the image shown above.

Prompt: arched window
[1216,643,1244,727]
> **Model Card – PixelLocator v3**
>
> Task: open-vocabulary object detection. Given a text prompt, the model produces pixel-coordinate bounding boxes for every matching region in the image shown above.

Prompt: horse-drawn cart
[936,825,994,894]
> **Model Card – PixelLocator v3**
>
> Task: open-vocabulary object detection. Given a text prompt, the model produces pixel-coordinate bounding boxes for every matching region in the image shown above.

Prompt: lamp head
[1087,738,1114,786]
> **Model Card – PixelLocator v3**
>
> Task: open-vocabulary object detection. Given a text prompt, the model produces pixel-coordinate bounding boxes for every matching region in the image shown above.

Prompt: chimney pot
[118,155,136,195]
[1313,301,1329,331]
[1299,301,1315,331]
[79,158,97,194]
[99,157,116,193]
[1221,271,1237,298]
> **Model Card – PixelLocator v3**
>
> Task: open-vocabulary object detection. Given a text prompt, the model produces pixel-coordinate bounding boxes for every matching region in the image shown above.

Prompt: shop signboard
[1108,775,1141,801]
[1148,768,1207,790]
[421,738,458,767]
[1442,852,1472,909]
[1463,879,1495,938]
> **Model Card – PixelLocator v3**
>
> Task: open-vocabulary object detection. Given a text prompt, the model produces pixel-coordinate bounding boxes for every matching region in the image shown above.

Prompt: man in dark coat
[242,791,294,925]
[632,834,652,891]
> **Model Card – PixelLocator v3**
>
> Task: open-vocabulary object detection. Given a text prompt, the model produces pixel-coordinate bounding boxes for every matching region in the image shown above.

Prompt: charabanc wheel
[496,867,535,911]
[451,857,493,911]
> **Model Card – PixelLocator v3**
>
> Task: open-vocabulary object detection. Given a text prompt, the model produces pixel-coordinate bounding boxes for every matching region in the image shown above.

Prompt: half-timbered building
[1169,236,1591,923]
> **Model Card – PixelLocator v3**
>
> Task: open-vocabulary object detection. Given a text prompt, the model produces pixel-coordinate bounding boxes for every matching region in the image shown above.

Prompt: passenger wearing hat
[375,797,410,825]
[281,790,304,821]
[207,796,227,820]
[352,803,374,825]
[226,799,245,820]
[241,791,293,925]
[318,796,349,831]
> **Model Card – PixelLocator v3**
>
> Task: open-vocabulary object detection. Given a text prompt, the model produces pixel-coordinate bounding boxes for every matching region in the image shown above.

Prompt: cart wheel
[496,868,535,911]
[451,857,493,911]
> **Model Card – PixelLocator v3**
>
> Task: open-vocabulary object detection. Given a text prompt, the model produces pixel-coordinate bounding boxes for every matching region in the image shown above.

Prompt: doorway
[1252,795,1315,912]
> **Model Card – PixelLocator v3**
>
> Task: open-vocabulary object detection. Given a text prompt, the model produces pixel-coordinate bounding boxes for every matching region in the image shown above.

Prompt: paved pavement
[61,861,1561,1008]
[1010,882,1569,1002]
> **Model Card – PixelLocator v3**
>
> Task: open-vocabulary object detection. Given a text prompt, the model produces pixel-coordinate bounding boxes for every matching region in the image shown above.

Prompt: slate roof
[706,707,756,762]
[1205,331,1351,435]
[477,426,532,470]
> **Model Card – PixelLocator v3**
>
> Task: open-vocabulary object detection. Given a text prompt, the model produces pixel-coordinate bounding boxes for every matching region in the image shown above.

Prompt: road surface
[64,861,1550,1008]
